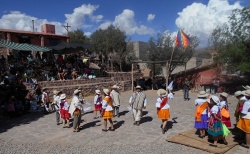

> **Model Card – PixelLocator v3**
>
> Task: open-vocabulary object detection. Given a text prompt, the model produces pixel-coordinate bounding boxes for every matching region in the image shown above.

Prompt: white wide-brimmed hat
[157,89,168,97]
[197,91,208,98]
[242,85,250,90]
[211,95,220,105]
[220,92,228,98]
[135,85,142,89]
[243,89,250,97]
[234,91,243,97]
[103,89,110,95]
[95,89,101,94]
[112,85,119,89]
[53,90,61,95]
[60,93,66,100]
[74,89,81,95]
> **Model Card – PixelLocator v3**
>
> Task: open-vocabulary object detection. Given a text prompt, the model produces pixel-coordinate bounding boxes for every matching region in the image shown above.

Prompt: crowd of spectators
[0,51,106,118]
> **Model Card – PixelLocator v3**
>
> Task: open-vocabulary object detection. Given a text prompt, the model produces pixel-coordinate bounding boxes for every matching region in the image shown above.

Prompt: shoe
[209,144,217,147]
[160,124,163,128]
[162,128,165,134]
[57,123,60,125]
[240,143,250,149]
[94,117,97,119]
[136,123,140,126]
[133,122,137,125]
[108,128,115,131]
[224,141,228,145]
[198,135,203,139]
[102,129,108,132]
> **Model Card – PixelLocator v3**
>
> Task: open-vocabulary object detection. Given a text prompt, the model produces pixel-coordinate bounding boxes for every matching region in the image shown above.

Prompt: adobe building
[0,24,69,57]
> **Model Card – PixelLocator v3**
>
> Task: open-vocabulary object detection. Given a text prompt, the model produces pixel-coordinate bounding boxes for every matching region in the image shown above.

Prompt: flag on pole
[175,30,190,49]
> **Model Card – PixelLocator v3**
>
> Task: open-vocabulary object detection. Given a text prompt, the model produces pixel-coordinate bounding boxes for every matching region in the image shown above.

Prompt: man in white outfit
[129,86,147,126]
[110,85,121,118]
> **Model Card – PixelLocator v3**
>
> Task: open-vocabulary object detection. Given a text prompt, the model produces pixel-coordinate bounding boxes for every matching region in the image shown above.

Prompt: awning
[49,41,91,54]
[0,39,51,52]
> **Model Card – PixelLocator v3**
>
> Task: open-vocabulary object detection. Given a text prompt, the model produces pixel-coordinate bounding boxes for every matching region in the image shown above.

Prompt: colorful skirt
[237,118,250,134]
[207,121,223,137]
[94,104,102,111]
[60,109,71,119]
[158,109,170,120]
[222,116,232,128]
[194,114,208,129]
[102,111,113,119]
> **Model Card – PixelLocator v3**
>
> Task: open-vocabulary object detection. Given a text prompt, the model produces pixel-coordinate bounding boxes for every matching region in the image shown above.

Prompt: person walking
[110,85,121,118]
[93,89,102,119]
[69,89,83,132]
[59,93,71,128]
[155,89,170,134]
[194,91,209,138]
[52,90,62,125]
[183,78,191,101]
[101,89,115,131]
[129,86,147,126]
[41,88,50,114]
[237,90,250,149]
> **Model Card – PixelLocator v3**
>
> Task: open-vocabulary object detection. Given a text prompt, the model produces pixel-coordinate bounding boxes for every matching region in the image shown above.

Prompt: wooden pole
[131,63,134,91]
[166,46,175,87]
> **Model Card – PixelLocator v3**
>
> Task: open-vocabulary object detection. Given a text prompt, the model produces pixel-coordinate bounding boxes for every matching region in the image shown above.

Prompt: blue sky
[0,0,249,47]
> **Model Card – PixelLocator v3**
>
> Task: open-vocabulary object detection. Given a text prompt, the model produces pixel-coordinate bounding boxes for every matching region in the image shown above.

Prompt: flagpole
[166,45,175,87]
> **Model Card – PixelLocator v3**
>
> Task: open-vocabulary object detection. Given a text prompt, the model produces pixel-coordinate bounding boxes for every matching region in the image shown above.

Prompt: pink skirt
[95,104,102,111]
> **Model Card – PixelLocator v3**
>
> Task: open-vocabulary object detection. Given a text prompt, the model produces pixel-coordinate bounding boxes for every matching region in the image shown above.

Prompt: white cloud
[175,0,242,47]
[0,11,66,34]
[65,4,103,30]
[102,9,154,35]
[147,14,155,22]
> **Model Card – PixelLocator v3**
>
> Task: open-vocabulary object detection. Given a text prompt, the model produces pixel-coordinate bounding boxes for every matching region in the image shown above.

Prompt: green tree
[209,7,250,74]
[90,25,128,71]
[68,29,89,43]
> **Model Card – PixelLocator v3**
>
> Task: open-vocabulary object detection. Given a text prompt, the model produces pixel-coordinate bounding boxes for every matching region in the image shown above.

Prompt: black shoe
[57,123,60,125]
[240,143,250,149]
[102,129,108,132]
[133,122,137,125]
[162,128,165,134]
[224,141,228,145]
[108,128,115,131]
[198,135,204,139]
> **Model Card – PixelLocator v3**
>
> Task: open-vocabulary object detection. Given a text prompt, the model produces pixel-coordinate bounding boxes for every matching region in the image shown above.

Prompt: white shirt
[219,101,227,109]
[208,105,219,117]
[241,100,250,119]
[155,97,170,109]
[128,92,147,106]
[168,93,174,99]
[93,95,102,105]
[53,95,60,110]
[41,92,47,103]
[195,98,207,114]
[102,96,113,111]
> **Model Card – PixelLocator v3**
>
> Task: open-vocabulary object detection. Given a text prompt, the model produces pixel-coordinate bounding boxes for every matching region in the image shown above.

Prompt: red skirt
[95,104,102,111]
[222,116,232,128]
[60,109,71,119]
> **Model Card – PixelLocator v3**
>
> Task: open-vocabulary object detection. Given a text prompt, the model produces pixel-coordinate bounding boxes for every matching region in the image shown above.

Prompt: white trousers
[132,109,142,122]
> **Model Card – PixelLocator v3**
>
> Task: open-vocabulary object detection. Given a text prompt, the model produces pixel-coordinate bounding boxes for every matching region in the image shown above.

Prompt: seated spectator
[57,67,65,80]
[71,68,78,80]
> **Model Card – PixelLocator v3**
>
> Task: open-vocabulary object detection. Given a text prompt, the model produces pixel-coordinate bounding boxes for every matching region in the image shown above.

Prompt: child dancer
[156,89,170,134]
[93,89,102,119]
[194,91,209,138]
[101,89,114,131]
[59,93,71,128]
[207,96,224,147]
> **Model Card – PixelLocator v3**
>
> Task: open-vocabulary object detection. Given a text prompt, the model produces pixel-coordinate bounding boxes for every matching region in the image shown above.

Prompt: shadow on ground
[0,111,45,133]
[141,116,153,124]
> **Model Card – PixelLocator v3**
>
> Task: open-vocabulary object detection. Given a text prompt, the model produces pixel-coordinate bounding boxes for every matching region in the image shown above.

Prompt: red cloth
[60,109,71,119]
[94,104,102,111]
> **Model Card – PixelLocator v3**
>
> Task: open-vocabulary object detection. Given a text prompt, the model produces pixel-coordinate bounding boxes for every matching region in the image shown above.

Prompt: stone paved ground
[0,90,250,154]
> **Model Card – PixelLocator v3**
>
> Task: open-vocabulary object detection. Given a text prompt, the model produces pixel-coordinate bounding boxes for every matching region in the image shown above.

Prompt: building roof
[0,28,69,38]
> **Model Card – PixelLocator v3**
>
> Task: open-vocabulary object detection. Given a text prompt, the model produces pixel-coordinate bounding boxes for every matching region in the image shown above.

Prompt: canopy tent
[49,41,91,54]
[0,39,51,52]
